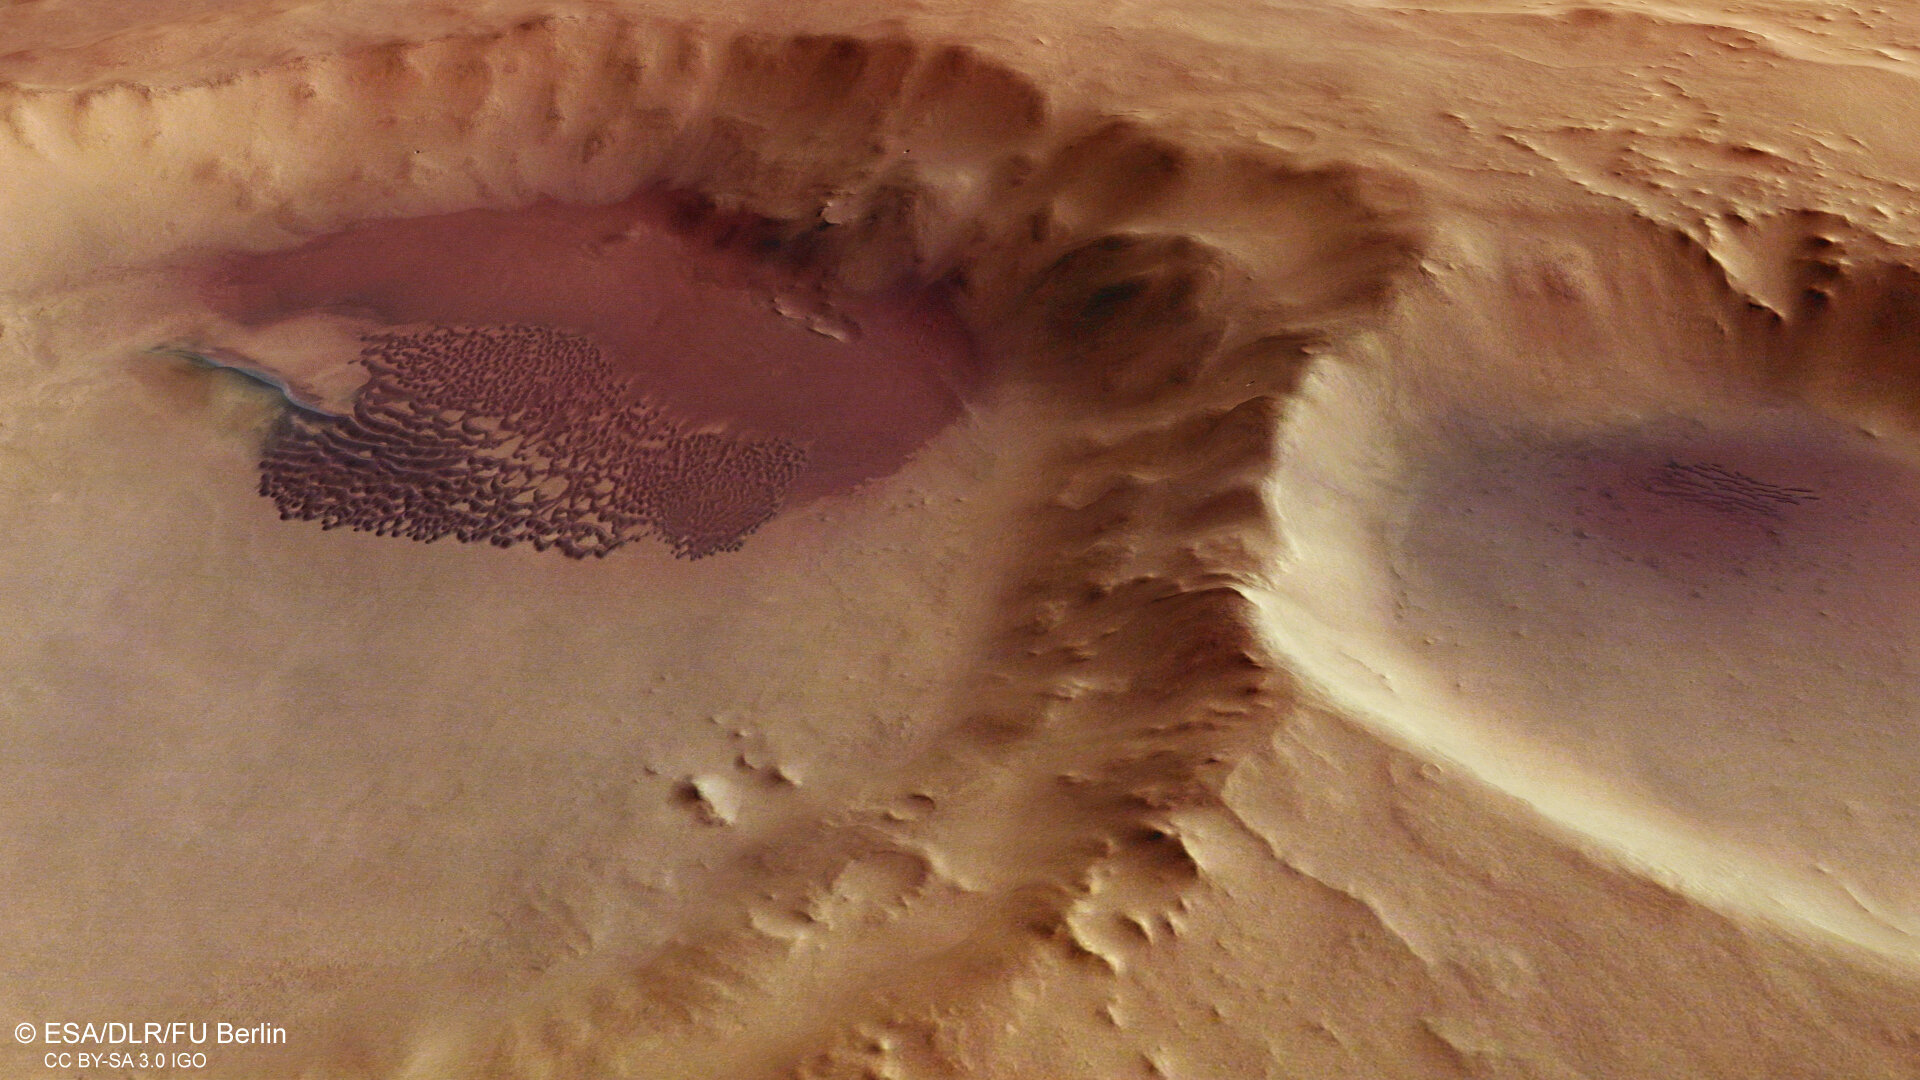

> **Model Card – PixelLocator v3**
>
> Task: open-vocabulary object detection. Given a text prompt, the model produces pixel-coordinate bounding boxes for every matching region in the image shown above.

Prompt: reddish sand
[195,191,983,506]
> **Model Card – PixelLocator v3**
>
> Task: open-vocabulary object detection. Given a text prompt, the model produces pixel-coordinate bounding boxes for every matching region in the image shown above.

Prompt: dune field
[5,1,1920,1077]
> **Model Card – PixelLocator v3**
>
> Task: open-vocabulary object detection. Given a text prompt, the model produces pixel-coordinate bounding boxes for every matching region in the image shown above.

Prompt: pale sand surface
[7,2,1920,1078]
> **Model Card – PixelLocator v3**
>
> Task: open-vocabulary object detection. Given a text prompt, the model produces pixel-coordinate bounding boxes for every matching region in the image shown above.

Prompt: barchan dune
[6,1,1920,1077]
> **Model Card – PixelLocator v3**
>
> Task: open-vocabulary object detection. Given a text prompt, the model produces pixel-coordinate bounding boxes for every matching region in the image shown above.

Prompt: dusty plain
[5,0,1920,1077]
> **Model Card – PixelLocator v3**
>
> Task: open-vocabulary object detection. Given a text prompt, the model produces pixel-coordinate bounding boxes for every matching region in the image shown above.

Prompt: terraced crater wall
[5,6,1920,1080]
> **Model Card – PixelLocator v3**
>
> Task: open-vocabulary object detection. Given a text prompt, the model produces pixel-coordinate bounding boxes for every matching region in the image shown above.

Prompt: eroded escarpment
[0,17,1426,1079]
[86,21,1409,565]
[351,35,1422,1080]
[402,224,1413,1080]
[12,8,1920,1080]
[1261,205,1920,966]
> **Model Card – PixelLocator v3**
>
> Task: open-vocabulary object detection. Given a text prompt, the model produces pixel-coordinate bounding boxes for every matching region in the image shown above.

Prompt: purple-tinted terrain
[197,191,982,556]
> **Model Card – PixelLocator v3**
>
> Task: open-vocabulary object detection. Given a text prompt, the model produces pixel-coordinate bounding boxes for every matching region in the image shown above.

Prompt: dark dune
[1532,419,1919,581]
[257,324,809,559]
[1373,412,1920,912]
[194,189,983,556]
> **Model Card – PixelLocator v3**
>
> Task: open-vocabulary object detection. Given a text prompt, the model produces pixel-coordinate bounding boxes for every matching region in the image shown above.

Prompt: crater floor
[1271,376,1920,951]
[6,3,1920,1080]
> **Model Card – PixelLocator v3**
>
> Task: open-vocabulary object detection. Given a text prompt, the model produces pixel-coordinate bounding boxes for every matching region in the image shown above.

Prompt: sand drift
[184,193,980,558]
[0,21,1410,1076]
[1264,230,1920,955]
[7,6,1920,1077]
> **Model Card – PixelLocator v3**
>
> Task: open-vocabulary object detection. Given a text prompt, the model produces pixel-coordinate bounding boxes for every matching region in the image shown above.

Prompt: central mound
[190,190,981,557]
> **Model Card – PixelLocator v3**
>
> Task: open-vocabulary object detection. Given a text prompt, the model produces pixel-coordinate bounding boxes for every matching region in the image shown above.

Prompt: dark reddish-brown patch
[198,190,981,557]
[1559,437,1843,567]
[260,325,805,559]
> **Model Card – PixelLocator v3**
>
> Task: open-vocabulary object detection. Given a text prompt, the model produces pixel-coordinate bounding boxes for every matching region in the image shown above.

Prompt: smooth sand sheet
[0,149,1010,1075]
[1271,367,1920,950]
[11,4,1920,1078]
[195,190,982,506]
